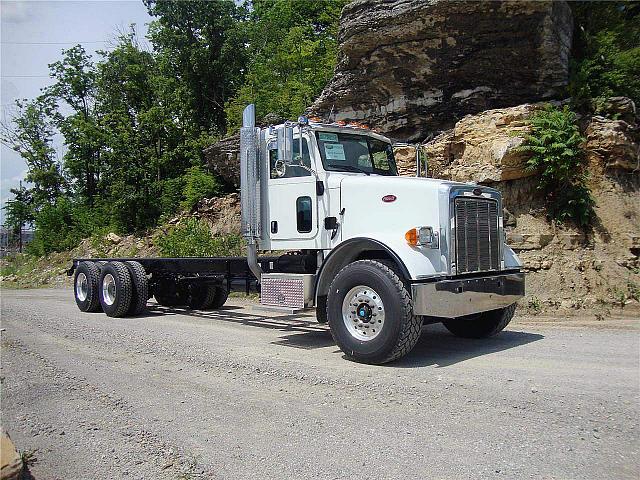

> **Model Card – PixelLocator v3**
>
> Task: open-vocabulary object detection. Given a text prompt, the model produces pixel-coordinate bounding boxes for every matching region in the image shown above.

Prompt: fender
[315,237,411,301]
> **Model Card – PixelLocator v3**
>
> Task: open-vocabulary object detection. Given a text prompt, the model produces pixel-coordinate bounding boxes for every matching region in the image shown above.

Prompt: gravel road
[1,288,638,480]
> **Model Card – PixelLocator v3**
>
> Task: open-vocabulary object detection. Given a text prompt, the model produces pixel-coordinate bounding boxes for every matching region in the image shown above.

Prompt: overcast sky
[1,0,154,224]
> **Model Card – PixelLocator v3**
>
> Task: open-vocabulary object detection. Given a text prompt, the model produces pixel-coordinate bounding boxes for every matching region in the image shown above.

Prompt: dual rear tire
[74,261,149,317]
[154,279,228,310]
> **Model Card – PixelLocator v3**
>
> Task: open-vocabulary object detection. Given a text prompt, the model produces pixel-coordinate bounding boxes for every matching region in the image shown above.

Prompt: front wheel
[442,304,516,338]
[327,260,422,364]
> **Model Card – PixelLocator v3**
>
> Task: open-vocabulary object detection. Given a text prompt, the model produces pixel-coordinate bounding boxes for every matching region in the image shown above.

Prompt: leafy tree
[47,46,104,206]
[570,2,640,108]
[519,105,595,228]
[0,95,66,209]
[144,0,248,133]
[3,184,34,250]
[225,0,346,131]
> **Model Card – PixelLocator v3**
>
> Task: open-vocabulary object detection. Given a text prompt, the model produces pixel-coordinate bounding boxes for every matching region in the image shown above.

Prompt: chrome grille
[454,197,500,273]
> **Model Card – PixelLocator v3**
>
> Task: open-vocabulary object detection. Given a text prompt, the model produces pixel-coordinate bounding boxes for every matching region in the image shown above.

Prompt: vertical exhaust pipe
[240,104,263,282]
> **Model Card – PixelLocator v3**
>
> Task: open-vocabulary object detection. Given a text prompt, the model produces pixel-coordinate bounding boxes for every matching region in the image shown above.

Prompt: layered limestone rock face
[395,103,544,182]
[585,116,639,171]
[309,0,573,141]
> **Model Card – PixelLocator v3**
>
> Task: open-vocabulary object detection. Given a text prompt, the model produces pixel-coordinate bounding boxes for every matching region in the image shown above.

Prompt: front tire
[327,260,422,364]
[99,261,133,318]
[442,304,516,338]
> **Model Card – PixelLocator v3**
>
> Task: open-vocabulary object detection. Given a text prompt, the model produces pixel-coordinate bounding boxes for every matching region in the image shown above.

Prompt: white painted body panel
[255,123,523,279]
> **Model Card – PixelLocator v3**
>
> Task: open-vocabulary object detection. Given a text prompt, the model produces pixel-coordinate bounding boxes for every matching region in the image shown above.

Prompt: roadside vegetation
[1,0,346,259]
[518,105,595,228]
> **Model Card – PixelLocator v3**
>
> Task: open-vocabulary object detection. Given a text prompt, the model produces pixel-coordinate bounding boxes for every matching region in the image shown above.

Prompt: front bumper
[411,272,525,318]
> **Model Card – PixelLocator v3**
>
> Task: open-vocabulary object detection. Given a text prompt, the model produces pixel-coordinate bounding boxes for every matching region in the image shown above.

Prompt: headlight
[405,226,439,248]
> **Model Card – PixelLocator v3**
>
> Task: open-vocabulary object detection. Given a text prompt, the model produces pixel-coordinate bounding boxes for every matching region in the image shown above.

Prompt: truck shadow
[393,323,544,368]
[145,304,543,367]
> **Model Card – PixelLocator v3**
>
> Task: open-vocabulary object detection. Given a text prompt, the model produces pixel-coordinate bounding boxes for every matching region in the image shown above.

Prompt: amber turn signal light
[405,228,418,246]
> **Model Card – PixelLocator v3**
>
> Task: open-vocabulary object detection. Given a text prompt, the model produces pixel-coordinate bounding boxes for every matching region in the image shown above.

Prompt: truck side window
[296,196,312,233]
[270,138,312,179]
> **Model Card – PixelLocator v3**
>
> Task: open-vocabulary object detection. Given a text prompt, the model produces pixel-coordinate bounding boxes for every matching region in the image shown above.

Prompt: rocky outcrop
[585,116,640,171]
[309,0,572,141]
[396,103,546,182]
[204,134,241,188]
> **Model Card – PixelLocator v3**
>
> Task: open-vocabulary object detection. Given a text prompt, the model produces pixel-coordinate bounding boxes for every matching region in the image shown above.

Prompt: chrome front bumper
[411,272,525,318]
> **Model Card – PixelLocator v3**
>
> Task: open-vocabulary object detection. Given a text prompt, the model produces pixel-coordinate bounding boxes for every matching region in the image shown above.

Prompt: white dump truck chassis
[69,104,524,364]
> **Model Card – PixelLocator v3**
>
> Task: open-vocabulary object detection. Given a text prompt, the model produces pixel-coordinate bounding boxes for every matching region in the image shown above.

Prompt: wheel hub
[76,273,88,302]
[102,273,117,306]
[342,286,385,342]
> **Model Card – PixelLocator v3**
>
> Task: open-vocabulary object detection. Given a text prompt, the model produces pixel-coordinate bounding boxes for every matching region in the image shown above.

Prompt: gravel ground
[1,288,638,480]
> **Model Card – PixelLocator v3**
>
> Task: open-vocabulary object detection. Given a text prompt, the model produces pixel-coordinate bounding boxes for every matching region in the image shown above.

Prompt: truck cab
[241,104,525,364]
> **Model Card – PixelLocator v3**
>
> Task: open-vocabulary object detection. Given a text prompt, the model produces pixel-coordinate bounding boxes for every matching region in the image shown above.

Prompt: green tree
[144,0,248,133]
[0,95,66,209]
[225,0,346,131]
[570,2,640,108]
[47,45,104,207]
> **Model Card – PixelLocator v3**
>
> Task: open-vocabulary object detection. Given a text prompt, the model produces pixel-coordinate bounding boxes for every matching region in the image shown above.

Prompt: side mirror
[277,125,294,165]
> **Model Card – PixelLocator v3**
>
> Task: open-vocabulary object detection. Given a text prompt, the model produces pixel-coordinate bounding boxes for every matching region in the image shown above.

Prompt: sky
[0,0,154,224]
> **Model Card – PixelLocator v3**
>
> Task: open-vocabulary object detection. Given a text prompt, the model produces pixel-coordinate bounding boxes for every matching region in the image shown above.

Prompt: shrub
[181,166,220,212]
[156,218,244,257]
[518,105,595,228]
[27,198,99,256]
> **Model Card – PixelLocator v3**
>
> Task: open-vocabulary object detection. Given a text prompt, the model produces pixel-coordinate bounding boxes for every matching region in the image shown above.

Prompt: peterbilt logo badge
[382,195,396,203]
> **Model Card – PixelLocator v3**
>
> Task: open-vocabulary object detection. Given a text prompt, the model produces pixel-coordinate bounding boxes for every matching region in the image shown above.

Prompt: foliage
[156,218,245,257]
[0,95,66,219]
[181,166,221,211]
[225,0,346,131]
[27,198,99,256]
[569,2,640,108]
[144,0,248,133]
[518,105,595,228]
[3,1,345,255]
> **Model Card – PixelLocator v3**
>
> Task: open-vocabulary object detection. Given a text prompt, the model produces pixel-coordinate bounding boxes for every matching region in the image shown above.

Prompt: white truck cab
[241,104,525,364]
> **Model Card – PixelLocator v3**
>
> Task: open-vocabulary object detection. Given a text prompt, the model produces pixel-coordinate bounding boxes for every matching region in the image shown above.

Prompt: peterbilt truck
[69,104,525,364]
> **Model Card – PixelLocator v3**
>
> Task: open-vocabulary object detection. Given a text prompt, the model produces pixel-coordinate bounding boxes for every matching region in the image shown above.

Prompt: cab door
[267,134,318,242]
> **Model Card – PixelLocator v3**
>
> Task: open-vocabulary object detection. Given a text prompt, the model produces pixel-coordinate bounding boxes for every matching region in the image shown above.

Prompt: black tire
[74,261,102,312]
[327,260,422,364]
[154,278,187,307]
[442,304,517,338]
[187,284,217,310]
[208,284,229,309]
[316,295,327,323]
[98,261,133,318]
[125,261,149,315]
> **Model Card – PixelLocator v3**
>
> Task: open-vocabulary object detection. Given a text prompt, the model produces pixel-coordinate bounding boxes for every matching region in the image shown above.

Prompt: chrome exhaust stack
[240,104,263,282]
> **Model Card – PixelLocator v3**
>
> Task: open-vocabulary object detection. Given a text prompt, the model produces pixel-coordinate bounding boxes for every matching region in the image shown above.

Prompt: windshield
[315,131,398,176]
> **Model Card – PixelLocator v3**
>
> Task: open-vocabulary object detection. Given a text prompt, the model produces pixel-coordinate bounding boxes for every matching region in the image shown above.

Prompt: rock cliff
[308,0,573,141]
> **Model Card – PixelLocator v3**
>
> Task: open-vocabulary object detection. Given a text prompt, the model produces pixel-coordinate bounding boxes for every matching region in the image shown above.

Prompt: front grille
[454,197,500,273]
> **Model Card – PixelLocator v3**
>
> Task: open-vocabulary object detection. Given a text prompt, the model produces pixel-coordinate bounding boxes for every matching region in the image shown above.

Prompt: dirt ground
[1,288,638,479]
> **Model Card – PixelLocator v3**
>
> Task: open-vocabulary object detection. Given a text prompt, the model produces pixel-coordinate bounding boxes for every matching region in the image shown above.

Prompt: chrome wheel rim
[342,285,385,341]
[102,273,116,306]
[76,273,88,302]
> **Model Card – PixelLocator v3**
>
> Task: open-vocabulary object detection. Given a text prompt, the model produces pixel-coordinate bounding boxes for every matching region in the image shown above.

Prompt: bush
[518,105,595,228]
[27,198,100,256]
[181,166,220,211]
[156,218,244,257]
